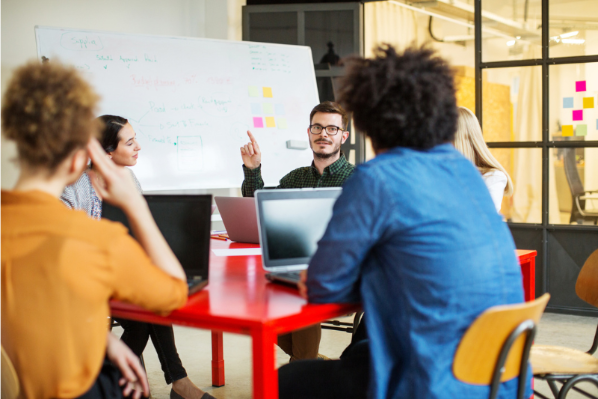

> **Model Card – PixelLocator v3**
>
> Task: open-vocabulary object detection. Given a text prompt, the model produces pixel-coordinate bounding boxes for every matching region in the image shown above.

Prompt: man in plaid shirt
[239,101,355,362]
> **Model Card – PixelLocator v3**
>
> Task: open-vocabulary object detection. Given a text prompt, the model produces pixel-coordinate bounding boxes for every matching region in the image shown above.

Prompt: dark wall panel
[547,230,598,315]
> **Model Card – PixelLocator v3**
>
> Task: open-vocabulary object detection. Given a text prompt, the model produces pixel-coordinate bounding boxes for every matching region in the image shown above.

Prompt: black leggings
[115,318,187,384]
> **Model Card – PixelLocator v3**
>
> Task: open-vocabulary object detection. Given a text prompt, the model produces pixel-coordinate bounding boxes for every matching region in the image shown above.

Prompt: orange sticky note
[583,97,594,109]
[263,87,273,98]
[562,125,573,136]
[265,116,276,128]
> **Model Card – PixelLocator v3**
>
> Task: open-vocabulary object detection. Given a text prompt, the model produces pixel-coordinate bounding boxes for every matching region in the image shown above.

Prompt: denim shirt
[307,144,529,399]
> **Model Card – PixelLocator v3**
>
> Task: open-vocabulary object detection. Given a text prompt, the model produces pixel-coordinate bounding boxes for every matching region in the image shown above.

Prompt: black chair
[321,311,363,335]
[562,148,598,225]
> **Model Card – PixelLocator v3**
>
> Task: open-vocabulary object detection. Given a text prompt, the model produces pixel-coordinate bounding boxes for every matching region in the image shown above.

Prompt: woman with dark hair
[61,117,212,399]
[278,45,529,399]
[61,115,141,218]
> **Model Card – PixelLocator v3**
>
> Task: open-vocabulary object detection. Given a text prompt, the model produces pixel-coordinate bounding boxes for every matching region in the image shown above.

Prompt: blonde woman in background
[454,107,513,212]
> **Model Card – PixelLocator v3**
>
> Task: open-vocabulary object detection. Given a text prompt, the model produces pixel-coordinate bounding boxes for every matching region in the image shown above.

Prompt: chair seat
[531,344,598,375]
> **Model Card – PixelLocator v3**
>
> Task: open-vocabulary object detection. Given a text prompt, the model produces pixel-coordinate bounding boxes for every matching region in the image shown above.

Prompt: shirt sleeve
[241,164,265,197]
[128,168,143,194]
[307,167,393,304]
[483,171,507,212]
[106,226,188,314]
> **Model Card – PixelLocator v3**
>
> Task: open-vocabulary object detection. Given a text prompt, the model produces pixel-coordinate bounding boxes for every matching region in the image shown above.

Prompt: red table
[111,242,537,399]
[111,240,360,399]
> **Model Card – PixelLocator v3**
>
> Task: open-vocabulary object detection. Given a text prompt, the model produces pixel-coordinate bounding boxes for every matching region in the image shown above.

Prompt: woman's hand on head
[87,138,144,212]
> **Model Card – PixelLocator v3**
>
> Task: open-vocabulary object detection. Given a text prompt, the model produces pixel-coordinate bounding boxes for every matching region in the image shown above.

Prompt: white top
[482,170,507,212]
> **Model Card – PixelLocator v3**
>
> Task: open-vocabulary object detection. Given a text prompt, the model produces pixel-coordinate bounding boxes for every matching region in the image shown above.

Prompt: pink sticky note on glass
[573,110,583,121]
[576,81,586,92]
[253,117,264,128]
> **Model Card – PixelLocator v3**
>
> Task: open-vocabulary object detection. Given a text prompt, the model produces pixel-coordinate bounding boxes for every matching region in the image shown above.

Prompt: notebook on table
[214,196,259,244]
[101,194,212,295]
[254,188,342,286]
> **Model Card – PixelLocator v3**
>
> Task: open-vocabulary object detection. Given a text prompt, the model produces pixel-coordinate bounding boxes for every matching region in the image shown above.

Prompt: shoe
[170,388,217,399]
[317,353,330,360]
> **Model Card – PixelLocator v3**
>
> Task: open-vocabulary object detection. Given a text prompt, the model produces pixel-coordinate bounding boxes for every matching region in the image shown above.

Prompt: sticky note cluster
[562,80,596,137]
[248,85,287,129]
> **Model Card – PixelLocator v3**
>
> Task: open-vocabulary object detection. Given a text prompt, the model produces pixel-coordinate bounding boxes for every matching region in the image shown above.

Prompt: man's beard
[310,139,341,160]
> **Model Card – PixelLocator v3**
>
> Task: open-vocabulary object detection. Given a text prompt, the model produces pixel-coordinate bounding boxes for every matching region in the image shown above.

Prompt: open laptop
[101,194,212,295]
[255,188,342,286]
[214,196,259,244]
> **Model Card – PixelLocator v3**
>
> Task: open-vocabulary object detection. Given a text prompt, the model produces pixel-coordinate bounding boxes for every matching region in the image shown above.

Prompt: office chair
[453,294,550,399]
[2,346,20,399]
[562,148,598,225]
[531,249,598,398]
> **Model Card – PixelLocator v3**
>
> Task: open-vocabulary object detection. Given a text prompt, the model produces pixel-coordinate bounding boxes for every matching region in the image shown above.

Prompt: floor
[112,312,598,399]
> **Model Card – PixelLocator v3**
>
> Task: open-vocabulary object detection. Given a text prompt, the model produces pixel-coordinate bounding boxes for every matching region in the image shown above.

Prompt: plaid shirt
[241,153,355,197]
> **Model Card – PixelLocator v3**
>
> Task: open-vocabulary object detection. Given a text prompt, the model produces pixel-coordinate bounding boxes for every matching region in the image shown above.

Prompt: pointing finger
[247,131,258,145]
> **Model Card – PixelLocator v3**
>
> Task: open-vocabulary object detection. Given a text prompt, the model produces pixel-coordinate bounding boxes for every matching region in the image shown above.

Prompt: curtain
[511,48,560,223]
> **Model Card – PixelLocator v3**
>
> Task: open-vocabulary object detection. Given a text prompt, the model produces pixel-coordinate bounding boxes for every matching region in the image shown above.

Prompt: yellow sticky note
[263,87,273,98]
[583,97,595,109]
[562,125,573,136]
[265,116,276,128]
[277,117,288,129]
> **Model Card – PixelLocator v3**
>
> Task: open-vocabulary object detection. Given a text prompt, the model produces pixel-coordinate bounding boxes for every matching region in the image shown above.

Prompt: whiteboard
[35,26,318,191]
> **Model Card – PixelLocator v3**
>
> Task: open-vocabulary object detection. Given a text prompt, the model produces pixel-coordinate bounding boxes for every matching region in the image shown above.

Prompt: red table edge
[110,301,361,336]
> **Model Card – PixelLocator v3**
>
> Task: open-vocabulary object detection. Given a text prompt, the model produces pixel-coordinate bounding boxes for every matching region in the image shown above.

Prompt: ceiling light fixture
[560,31,579,38]
[561,38,585,44]
[507,40,516,46]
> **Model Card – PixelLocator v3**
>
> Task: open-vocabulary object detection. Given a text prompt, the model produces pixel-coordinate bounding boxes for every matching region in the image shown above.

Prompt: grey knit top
[61,168,142,219]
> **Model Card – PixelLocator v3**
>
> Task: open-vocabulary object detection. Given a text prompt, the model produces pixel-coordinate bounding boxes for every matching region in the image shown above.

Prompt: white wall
[1,0,245,189]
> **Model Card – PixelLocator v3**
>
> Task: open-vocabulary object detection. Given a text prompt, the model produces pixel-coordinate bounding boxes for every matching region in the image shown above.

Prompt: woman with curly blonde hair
[1,61,188,399]
[454,107,513,212]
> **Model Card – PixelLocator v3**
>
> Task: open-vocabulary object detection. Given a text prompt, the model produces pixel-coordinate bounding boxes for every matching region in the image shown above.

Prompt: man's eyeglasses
[309,124,344,136]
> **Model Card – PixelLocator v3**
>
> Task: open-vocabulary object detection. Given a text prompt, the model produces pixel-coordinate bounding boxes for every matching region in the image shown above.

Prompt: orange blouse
[1,190,188,398]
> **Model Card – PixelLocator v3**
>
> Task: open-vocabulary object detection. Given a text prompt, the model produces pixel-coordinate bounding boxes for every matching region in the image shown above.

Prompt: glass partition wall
[477,0,598,315]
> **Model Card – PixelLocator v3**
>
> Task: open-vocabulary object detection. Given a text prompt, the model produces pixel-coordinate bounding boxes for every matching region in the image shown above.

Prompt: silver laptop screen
[256,188,342,269]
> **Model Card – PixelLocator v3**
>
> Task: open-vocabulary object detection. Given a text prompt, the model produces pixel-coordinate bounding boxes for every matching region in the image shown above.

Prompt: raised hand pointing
[240,130,262,170]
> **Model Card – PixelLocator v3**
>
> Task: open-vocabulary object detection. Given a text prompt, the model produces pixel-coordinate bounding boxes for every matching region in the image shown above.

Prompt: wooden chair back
[576,249,598,308]
[1,346,20,399]
[453,293,550,385]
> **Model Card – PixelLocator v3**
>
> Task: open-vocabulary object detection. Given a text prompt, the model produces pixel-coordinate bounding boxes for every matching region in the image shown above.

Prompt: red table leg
[211,331,225,387]
[520,258,536,302]
[252,326,278,399]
